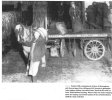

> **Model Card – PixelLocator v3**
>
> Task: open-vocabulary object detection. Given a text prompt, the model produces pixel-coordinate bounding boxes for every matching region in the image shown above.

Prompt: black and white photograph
[2,0,112,83]
[1,0,112,99]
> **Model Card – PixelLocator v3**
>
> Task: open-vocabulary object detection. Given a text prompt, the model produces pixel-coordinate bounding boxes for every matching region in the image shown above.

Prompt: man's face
[15,24,24,42]
[15,24,23,34]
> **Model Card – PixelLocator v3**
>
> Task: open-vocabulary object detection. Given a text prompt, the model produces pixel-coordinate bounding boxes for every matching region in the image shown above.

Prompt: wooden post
[32,1,47,28]
[82,1,85,25]
[108,2,112,32]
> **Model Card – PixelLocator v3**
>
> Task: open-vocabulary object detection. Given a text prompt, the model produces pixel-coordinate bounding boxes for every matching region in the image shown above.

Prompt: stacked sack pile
[86,2,109,29]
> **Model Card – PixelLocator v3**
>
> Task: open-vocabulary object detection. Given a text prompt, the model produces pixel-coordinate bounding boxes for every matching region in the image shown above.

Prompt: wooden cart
[47,29,111,60]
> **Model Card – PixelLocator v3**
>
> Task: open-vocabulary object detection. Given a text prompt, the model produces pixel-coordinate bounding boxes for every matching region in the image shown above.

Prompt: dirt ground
[2,47,112,83]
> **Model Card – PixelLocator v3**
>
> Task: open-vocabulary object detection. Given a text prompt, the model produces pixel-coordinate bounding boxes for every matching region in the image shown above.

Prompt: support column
[108,2,112,32]
[32,1,47,28]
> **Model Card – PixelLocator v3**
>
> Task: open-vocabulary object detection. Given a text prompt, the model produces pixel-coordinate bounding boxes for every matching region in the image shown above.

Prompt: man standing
[69,1,83,32]
[69,2,83,56]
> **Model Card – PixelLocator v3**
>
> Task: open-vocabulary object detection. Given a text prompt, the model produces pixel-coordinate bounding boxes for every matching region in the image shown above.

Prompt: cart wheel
[84,40,105,60]
[60,39,66,57]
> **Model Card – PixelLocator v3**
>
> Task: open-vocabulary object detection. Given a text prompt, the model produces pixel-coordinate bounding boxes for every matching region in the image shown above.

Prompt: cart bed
[48,29,111,38]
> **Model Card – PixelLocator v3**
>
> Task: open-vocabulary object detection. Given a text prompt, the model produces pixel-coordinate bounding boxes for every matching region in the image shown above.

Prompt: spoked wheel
[60,39,66,57]
[84,40,105,60]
